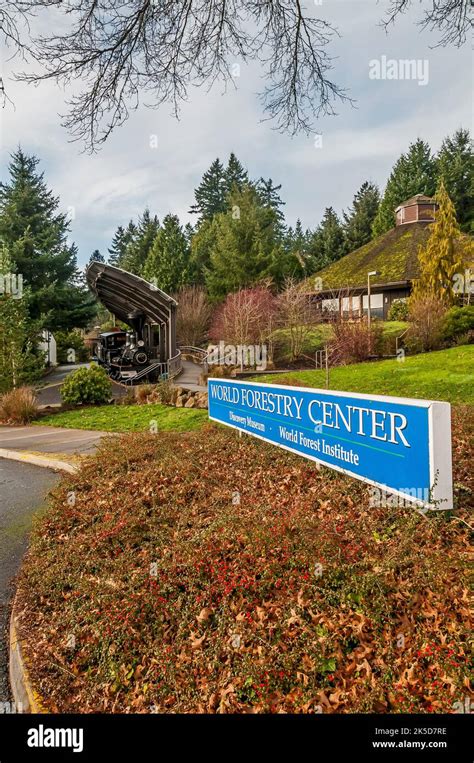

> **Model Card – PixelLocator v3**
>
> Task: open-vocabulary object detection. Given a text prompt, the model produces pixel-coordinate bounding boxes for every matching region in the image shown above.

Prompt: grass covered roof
[303,222,474,291]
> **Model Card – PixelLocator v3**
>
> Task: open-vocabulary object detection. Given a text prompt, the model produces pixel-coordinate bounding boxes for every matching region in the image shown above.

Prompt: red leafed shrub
[209,285,277,345]
[330,319,383,364]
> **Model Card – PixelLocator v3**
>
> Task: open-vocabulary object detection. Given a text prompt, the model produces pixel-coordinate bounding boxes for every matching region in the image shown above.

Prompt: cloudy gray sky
[0,1,471,268]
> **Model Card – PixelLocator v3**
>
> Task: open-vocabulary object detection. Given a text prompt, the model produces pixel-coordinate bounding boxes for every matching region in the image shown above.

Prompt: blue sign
[208,378,453,509]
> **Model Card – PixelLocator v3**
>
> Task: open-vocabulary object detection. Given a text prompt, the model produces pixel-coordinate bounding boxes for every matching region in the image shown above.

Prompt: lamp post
[367,270,379,330]
[367,270,379,355]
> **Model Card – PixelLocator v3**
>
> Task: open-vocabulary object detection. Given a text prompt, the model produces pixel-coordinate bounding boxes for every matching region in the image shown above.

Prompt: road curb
[0,449,77,474]
[9,607,48,714]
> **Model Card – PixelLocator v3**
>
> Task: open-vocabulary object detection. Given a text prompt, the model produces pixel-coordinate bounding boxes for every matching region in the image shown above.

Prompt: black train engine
[95,310,160,383]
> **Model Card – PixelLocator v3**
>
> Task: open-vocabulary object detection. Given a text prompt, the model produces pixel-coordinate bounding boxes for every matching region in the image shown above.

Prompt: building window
[362,293,383,319]
[322,298,340,315]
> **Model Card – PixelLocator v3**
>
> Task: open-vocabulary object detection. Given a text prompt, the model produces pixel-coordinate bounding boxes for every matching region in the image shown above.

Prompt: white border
[208,378,453,510]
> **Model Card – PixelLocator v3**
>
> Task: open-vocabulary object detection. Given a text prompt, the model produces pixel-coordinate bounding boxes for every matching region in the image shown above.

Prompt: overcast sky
[0,1,471,268]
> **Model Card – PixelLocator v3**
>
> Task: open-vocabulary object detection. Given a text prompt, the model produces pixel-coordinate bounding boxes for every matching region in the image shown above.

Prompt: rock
[175,395,186,407]
[184,396,196,408]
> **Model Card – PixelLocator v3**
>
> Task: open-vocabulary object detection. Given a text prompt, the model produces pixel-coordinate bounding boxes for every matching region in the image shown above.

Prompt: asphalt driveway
[0,425,107,455]
[0,460,60,704]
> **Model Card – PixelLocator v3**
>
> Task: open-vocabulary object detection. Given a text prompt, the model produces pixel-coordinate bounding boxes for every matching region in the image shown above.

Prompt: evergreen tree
[143,214,190,294]
[308,207,346,271]
[189,158,227,221]
[256,177,286,237]
[343,181,380,251]
[372,139,437,236]
[205,185,287,299]
[0,148,96,331]
[437,128,474,233]
[0,247,43,392]
[89,249,104,264]
[108,221,136,266]
[223,153,249,197]
[284,219,312,278]
[190,217,218,285]
[412,180,467,304]
[120,209,159,276]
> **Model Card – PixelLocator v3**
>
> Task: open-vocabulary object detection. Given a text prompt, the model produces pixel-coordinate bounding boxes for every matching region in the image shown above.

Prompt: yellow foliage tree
[411,180,466,305]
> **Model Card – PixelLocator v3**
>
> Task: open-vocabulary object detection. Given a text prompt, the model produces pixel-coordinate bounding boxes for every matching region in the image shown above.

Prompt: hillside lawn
[255,346,474,405]
[36,403,208,432]
[35,346,472,435]
[271,320,407,361]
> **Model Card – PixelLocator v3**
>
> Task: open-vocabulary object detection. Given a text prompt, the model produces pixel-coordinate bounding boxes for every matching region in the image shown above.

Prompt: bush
[60,365,112,405]
[174,286,212,347]
[0,386,38,423]
[156,378,174,405]
[55,330,90,364]
[329,320,383,364]
[406,295,447,353]
[387,299,409,322]
[442,305,474,343]
[135,384,154,404]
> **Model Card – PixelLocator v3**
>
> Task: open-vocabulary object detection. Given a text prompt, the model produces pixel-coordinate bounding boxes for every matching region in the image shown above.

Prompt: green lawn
[36,403,208,432]
[255,345,474,404]
[271,324,334,357]
[271,321,407,361]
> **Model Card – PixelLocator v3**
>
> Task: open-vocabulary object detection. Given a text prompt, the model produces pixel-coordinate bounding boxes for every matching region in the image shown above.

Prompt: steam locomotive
[95,309,163,384]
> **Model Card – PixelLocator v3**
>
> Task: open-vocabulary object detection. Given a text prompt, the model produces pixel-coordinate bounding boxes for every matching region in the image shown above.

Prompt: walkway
[176,359,207,393]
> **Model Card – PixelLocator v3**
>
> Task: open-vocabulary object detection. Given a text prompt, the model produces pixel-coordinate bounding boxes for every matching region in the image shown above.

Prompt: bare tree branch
[5,0,349,150]
[381,0,471,47]
[0,1,469,150]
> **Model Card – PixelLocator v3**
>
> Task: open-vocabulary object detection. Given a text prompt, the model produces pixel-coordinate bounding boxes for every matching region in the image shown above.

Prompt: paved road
[0,425,107,455]
[37,364,88,388]
[0,460,60,704]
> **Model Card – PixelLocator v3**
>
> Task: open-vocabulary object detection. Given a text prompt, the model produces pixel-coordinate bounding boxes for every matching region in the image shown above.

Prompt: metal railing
[178,345,208,358]
[167,350,183,379]
[395,328,409,355]
[123,360,166,385]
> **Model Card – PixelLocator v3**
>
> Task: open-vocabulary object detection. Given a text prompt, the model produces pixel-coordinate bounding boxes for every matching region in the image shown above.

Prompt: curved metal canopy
[86,262,178,356]
[86,262,177,324]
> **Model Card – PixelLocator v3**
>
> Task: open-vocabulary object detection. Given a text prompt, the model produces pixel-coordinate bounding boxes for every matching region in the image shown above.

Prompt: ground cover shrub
[16,410,472,714]
[60,365,112,405]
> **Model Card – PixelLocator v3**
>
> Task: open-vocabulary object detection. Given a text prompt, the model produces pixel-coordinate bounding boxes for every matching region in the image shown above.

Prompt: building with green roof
[302,195,473,320]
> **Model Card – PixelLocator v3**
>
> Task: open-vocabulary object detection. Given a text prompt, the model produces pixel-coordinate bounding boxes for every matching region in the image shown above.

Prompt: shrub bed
[15,410,472,713]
